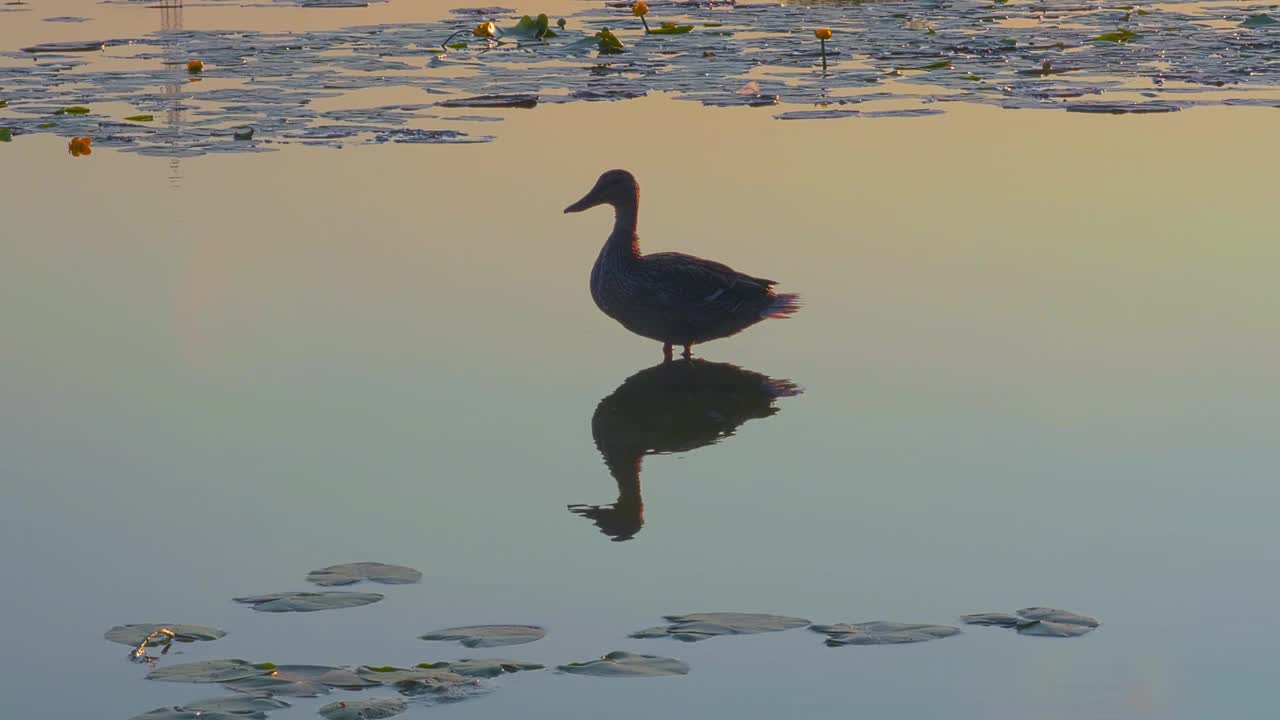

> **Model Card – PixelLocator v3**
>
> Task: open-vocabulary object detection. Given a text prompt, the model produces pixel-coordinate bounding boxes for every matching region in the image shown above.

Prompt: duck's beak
[564,189,601,214]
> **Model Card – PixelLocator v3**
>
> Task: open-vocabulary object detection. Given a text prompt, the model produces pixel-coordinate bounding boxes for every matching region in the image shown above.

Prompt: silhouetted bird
[564,169,801,360]
[569,359,801,541]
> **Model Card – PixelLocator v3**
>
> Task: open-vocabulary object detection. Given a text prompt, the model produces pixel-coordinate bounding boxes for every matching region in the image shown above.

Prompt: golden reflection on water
[571,359,800,541]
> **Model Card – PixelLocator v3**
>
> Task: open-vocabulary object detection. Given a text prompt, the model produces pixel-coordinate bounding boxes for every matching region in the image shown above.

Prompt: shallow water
[3,0,1280,718]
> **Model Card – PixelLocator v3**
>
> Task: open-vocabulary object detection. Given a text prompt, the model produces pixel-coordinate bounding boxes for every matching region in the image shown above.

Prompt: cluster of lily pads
[1,0,1278,155]
[108,562,1100,719]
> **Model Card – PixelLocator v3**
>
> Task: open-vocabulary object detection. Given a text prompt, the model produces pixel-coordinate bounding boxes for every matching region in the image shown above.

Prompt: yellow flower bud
[472,21,496,38]
[814,27,832,40]
[632,1,649,17]
[186,59,203,73]
[68,136,92,157]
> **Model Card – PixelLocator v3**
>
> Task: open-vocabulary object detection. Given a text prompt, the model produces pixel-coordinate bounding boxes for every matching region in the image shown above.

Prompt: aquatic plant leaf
[356,665,469,686]
[417,659,544,678]
[147,659,275,684]
[0,128,10,142]
[234,591,384,613]
[1241,13,1278,28]
[1065,101,1181,114]
[22,40,107,52]
[222,664,377,696]
[318,698,407,720]
[811,621,961,646]
[306,562,422,587]
[438,94,538,108]
[419,624,546,647]
[132,696,290,720]
[506,13,556,40]
[774,109,860,120]
[105,624,226,646]
[596,28,624,53]
[558,651,690,677]
[647,25,693,34]
[57,106,91,115]
[963,607,1099,637]
[632,613,811,642]
[1091,29,1137,42]
[124,114,155,122]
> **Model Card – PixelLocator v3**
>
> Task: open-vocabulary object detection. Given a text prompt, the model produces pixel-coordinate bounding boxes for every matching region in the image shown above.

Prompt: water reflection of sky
[3,1,1280,718]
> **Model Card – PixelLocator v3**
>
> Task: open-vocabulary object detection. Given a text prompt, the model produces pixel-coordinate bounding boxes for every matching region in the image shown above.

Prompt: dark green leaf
[1091,29,1137,42]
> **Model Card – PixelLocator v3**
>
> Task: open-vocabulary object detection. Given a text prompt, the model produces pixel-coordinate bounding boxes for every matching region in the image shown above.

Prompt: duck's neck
[601,195,640,262]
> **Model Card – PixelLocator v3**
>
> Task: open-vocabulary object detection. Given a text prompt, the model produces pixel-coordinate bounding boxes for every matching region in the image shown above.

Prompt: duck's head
[564,169,638,213]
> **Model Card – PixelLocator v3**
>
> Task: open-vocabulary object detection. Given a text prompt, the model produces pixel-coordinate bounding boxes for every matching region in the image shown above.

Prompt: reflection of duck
[569,359,801,541]
[564,169,801,360]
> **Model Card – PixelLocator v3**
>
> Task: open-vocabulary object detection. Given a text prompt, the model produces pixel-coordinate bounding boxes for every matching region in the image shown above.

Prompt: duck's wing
[641,251,778,315]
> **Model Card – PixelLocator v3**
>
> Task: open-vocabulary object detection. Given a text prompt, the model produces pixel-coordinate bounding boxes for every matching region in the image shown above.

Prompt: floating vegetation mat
[2,0,1278,155]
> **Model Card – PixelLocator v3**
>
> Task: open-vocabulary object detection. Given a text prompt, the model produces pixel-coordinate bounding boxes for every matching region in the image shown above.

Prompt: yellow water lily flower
[187,59,203,73]
[631,1,649,17]
[68,136,92,157]
[472,21,496,38]
[814,27,832,40]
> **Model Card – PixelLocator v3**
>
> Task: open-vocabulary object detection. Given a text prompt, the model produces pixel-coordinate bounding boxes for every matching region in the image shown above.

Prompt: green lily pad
[596,28,624,54]
[356,665,468,687]
[222,665,377,696]
[962,607,1100,637]
[124,114,155,122]
[1091,29,1137,42]
[810,621,961,646]
[0,128,11,142]
[416,659,544,678]
[446,41,468,49]
[419,624,545,648]
[234,591,384,612]
[305,562,422,587]
[132,696,290,720]
[105,623,226,646]
[56,106,90,115]
[631,613,811,642]
[558,651,689,678]
[0,100,7,107]
[648,25,693,34]
[1241,13,1278,27]
[506,13,556,39]
[318,698,407,720]
[147,659,276,684]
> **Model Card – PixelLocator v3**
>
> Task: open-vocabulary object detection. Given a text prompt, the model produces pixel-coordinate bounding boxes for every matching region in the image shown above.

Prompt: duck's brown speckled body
[565,169,801,359]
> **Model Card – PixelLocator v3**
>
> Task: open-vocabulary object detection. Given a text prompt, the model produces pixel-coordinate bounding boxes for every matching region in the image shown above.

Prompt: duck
[564,169,801,360]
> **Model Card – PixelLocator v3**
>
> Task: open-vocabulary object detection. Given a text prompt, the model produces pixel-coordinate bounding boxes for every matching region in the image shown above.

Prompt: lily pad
[147,659,276,684]
[438,94,538,108]
[318,698,407,720]
[962,607,1100,637]
[105,623,226,646]
[631,613,811,642]
[356,665,469,686]
[810,621,961,646]
[0,128,11,142]
[234,591,384,613]
[648,25,693,35]
[558,651,689,678]
[306,562,422,587]
[1241,14,1278,28]
[21,40,107,52]
[1091,29,1138,42]
[419,624,546,648]
[222,665,377,696]
[124,114,155,122]
[132,696,290,720]
[416,659,544,678]
[506,13,556,40]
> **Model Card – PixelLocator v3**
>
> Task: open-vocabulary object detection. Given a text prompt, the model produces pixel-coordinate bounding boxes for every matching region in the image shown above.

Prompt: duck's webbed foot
[662,343,674,361]
[681,344,693,359]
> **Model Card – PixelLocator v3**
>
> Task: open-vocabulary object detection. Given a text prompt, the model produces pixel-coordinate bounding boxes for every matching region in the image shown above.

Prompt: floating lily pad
[305,562,422,587]
[105,623,226,646]
[506,13,556,40]
[631,613,811,642]
[147,659,276,684]
[21,40,107,52]
[774,109,860,120]
[1091,29,1138,43]
[132,696,290,720]
[234,591,384,613]
[648,24,693,35]
[1241,13,1278,28]
[810,621,961,646]
[0,128,11,142]
[56,106,91,115]
[318,698,407,720]
[356,665,469,687]
[222,665,377,696]
[438,94,538,108]
[558,651,689,678]
[419,624,546,648]
[416,659,544,678]
[962,607,1100,637]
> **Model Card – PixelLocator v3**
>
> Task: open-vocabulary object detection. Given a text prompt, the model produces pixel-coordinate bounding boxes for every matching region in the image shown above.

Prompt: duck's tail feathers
[764,293,802,319]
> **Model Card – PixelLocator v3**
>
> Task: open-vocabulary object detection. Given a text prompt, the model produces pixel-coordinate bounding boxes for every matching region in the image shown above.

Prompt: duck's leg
[662,343,674,361]
[681,344,693,359]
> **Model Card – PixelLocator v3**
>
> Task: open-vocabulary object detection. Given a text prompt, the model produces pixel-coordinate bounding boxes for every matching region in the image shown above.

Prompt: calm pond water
[3,0,1280,717]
